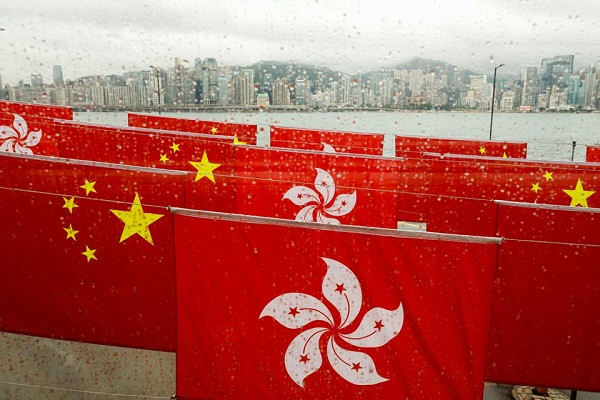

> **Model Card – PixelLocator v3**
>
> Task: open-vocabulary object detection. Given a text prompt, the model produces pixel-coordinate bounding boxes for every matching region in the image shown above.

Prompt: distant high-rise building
[540,55,574,90]
[233,73,253,106]
[295,77,307,105]
[263,73,273,104]
[31,74,43,87]
[273,77,290,106]
[581,72,598,108]
[567,75,581,105]
[521,67,540,107]
[218,76,228,105]
[53,65,64,87]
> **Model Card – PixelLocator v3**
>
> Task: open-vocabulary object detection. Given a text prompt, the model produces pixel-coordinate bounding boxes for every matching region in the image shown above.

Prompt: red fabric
[0,100,73,120]
[54,120,237,213]
[174,212,499,400]
[586,146,600,162]
[486,238,600,390]
[0,111,59,156]
[396,136,527,158]
[0,186,177,351]
[233,146,402,228]
[426,196,498,236]
[270,126,384,155]
[128,112,257,144]
[424,154,600,208]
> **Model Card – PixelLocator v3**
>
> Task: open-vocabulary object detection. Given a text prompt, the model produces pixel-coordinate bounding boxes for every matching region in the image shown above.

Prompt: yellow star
[82,245,97,262]
[543,171,554,181]
[62,197,79,214]
[502,152,507,158]
[210,127,218,134]
[159,153,169,164]
[479,146,486,155]
[189,151,221,183]
[531,182,541,193]
[64,224,79,241]
[170,142,180,153]
[80,179,97,196]
[233,134,247,146]
[110,193,164,245]
[563,179,595,208]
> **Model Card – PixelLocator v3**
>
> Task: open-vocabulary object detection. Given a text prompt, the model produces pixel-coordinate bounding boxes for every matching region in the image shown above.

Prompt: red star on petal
[351,362,362,372]
[341,201,347,206]
[297,193,303,199]
[299,354,310,364]
[321,180,327,186]
[374,320,385,331]
[335,283,346,294]
[288,307,300,317]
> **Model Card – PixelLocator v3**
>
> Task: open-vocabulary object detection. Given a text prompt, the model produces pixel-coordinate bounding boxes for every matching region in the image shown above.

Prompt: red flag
[0,100,73,120]
[396,136,527,158]
[128,112,257,144]
[173,210,499,400]
[586,145,600,162]
[233,146,402,228]
[0,111,59,156]
[270,126,384,155]
[0,156,184,350]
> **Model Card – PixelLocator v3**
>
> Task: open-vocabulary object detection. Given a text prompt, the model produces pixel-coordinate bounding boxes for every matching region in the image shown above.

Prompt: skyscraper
[31,74,43,87]
[273,77,290,105]
[521,67,540,107]
[295,77,307,105]
[567,75,581,105]
[540,55,574,90]
[53,65,64,87]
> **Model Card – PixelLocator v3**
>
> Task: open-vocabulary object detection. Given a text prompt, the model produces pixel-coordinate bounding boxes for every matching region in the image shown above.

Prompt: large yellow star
[110,193,164,245]
[82,245,97,262]
[502,152,507,158]
[563,179,595,208]
[210,127,218,134]
[170,142,180,153]
[80,179,97,196]
[479,146,486,155]
[64,224,79,241]
[62,197,79,214]
[189,151,221,183]
[233,134,247,146]
[543,171,554,181]
[531,182,541,193]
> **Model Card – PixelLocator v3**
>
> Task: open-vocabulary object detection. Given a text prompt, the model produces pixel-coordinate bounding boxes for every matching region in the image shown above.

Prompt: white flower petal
[326,336,388,386]
[322,142,336,153]
[283,185,320,206]
[259,293,334,329]
[22,129,42,147]
[314,168,335,205]
[284,327,328,387]
[315,211,340,225]
[12,114,28,139]
[296,205,317,222]
[324,191,357,217]
[0,138,16,152]
[14,142,33,155]
[321,257,362,329]
[0,125,17,140]
[339,304,404,348]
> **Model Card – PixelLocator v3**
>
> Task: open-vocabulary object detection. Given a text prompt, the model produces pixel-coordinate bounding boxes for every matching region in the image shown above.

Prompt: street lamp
[149,65,161,115]
[489,63,505,140]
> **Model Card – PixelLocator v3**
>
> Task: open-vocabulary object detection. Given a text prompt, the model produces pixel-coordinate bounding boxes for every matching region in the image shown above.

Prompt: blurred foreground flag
[173,210,500,400]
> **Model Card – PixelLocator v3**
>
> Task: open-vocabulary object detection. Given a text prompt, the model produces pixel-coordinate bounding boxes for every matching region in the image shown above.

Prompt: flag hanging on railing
[586,145,600,162]
[395,136,527,158]
[173,210,499,400]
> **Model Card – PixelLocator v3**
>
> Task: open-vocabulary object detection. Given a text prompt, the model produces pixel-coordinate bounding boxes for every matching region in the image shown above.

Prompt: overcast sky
[1,0,599,84]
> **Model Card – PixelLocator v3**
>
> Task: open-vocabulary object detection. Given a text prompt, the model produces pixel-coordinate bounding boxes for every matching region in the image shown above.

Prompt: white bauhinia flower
[321,142,336,153]
[0,114,42,155]
[282,168,356,225]
[260,257,404,387]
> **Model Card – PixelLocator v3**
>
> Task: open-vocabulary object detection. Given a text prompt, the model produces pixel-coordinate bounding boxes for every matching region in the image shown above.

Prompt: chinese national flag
[128,112,258,144]
[0,100,73,120]
[233,146,402,228]
[395,136,527,158]
[0,157,182,350]
[269,126,384,155]
[586,146,600,162]
[174,210,499,400]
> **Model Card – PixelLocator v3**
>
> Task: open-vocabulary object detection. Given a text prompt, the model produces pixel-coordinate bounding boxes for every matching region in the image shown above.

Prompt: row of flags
[1,100,599,399]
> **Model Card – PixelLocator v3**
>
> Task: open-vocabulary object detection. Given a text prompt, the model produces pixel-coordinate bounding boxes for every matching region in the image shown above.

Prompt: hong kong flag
[174,210,499,400]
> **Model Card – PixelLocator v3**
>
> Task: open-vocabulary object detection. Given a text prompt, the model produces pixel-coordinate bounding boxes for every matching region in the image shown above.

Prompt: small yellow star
[543,171,554,181]
[563,179,595,208]
[170,142,180,153]
[531,182,541,193]
[159,153,169,164]
[233,134,247,146]
[502,152,507,158]
[210,127,218,134]
[80,179,97,196]
[64,224,79,241]
[189,151,221,183]
[110,193,164,245]
[62,197,79,214]
[479,146,486,155]
[82,245,97,262]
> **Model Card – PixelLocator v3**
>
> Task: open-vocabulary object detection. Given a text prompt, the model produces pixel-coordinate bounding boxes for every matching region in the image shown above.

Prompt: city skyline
[1,0,599,84]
